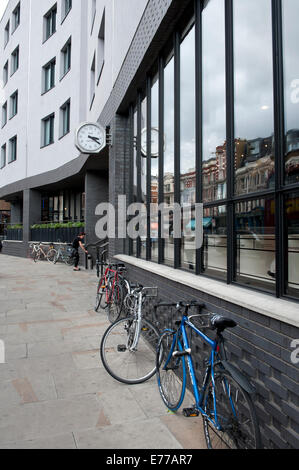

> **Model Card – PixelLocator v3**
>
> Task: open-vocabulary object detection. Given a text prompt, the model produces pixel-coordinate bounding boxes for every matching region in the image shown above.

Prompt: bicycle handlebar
[154,300,205,311]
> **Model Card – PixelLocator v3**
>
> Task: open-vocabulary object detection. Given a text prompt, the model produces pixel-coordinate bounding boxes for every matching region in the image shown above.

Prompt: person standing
[72,232,88,271]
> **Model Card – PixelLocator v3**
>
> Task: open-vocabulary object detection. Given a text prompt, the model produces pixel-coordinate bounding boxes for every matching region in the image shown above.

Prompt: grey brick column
[85,171,109,246]
[10,199,23,224]
[22,189,41,244]
[108,113,131,258]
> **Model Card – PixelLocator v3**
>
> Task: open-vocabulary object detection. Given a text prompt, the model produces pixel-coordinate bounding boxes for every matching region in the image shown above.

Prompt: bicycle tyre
[33,250,40,263]
[203,369,262,449]
[65,254,75,266]
[100,316,161,384]
[107,282,124,323]
[156,330,186,411]
[95,276,107,312]
[47,249,58,264]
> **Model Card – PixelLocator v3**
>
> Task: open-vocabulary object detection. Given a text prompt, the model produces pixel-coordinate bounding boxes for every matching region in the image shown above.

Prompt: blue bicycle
[155,301,261,449]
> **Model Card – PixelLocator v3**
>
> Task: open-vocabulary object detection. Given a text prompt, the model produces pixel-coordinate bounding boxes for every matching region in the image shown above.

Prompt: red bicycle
[94,262,125,323]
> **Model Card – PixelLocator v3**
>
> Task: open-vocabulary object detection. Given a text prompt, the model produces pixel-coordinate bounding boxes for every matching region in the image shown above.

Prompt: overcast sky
[0,0,9,21]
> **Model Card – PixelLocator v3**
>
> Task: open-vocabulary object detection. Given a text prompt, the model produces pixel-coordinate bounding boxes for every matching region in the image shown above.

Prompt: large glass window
[127,0,299,300]
[285,192,299,298]
[202,0,226,203]
[164,54,175,267]
[132,109,138,257]
[140,96,147,259]
[151,75,159,261]
[282,0,299,186]
[235,197,275,291]
[180,25,196,271]
[203,205,227,279]
[234,0,275,196]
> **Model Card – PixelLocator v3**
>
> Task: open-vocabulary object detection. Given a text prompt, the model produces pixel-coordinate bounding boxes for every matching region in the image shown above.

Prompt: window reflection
[164,55,175,266]
[285,192,299,298]
[151,75,159,261]
[234,0,275,196]
[282,0,299,185]
[202,0,226,203]
[236,197,275,291]
[203,205,227,279]
[140,97,147,259]
[180,25,196,270]
[132,109,137,256]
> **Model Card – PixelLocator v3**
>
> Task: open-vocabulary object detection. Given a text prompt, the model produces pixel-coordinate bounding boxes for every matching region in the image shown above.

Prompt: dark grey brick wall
[114,261,299,450]
[108,114,131,259]
[85,171,109,247]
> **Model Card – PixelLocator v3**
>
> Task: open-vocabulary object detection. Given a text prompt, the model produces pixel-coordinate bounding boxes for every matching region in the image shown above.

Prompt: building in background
[0,0,299,449]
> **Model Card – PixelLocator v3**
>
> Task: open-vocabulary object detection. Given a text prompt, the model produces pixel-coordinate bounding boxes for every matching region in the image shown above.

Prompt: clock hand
[88,135,101,144]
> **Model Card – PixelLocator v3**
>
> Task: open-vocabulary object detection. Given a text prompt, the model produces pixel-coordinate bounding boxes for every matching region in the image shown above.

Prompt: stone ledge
[115,254,299,329]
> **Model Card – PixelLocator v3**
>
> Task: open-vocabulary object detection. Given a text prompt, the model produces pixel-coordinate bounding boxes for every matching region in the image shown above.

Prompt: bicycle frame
[169,315,224,431]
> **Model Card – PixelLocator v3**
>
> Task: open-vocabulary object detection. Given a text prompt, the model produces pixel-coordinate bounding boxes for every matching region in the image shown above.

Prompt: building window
[91,0,96,34]
[2,102,7,128]
[3,61,8,85]
[90,53,96,108]
[62,0,72,21]
[61,38,71,78]
[10,90,18,118]
[4,21,10,48]
[59,99,70,137]
[234,0,274,197]
[202,0,226,204]
[44,4,57,42]
[180,25,196,271]
[283,0,299,187]
[11,46,19,76]
[12,3,20,33]
[42,114,55,147]
[0,144,6,169]
[8,136,17,163]
[97,10,105,83]
[43,58,56,93]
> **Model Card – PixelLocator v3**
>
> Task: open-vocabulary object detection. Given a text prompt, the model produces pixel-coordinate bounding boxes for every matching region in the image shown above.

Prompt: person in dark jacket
[72,232,88,271]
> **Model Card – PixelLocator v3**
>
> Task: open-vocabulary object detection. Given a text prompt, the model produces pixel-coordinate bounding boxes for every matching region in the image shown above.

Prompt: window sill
[60,68,71,82]
[41,85,55,96]
[114,254,299,328]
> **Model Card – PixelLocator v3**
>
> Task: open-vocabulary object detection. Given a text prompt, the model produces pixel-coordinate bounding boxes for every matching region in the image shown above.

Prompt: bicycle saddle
[210,315,237,332]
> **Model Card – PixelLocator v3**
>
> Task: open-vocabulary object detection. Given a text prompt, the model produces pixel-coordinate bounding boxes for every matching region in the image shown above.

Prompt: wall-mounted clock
[75,122,106,154]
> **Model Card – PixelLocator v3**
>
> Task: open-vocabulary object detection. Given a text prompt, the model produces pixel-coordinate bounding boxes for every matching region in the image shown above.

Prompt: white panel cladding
[0,0,148,189]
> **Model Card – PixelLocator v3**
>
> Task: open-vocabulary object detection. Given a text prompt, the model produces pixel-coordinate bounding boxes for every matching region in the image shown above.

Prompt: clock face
[75,123,105,154]
[141,128,159,158]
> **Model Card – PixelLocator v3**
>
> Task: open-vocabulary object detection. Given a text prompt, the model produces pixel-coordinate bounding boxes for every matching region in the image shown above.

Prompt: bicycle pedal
[183,408,199,418]
[117,344,127,352]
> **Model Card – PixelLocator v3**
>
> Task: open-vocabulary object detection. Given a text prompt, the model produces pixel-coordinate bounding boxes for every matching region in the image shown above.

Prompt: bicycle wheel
[107,282,124,323]
[156,330,186,411]
[33,250,41,263]
[95,276,107,312]
[47,249,58,264]
[100,316,160,384]
[203,370,261,449]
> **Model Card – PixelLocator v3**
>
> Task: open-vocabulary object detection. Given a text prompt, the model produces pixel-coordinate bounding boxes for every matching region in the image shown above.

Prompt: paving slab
[0,254,207,449]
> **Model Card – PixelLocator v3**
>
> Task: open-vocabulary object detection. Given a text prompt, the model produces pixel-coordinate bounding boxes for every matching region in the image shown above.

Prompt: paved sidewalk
[0,255,206,449]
